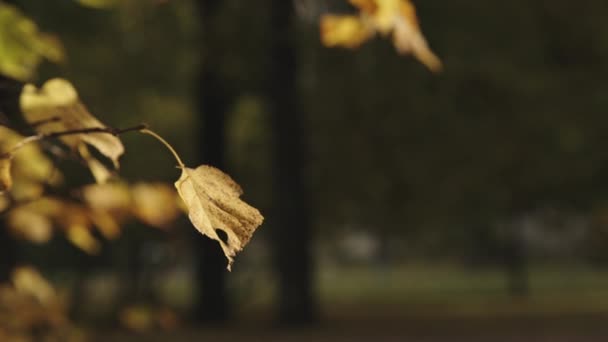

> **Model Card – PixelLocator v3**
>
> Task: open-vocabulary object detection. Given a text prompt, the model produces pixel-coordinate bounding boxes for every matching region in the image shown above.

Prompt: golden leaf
[0,158,12,192]
[131,182,180,229]
[82,182,131,218]
[350,0,377,13]
[20,78,125,179]
[75,0,121,9]
[12,266,56,305]
[0,4,64,80]
[175,165,264,270]
[0,126,63,194]
[321,0,442,72]
[320,15,374,49]
[8,206,53,244]
[66,224,101,255]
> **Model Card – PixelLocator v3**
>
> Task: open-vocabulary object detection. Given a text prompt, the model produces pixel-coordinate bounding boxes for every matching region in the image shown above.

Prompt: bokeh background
[4,0,608,340]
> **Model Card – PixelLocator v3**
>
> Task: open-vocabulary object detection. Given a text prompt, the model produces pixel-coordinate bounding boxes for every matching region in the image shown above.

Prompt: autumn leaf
[141,129,264,270]
[0,3,64,80]
[0,158,12,192]
[0,125,61,193]
[20,78,125,182]
[12,266,56,305]
[8,206,53,244]
[321,0,442,72]
[131,182,181,229]
[320,15,374,49]
[75,0,121,9]
[175,165,264,269]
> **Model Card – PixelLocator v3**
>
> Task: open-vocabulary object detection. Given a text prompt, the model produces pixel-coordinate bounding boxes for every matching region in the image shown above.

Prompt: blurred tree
[268,0,316,325]
[194,0,232,323]
[0,75,20,282]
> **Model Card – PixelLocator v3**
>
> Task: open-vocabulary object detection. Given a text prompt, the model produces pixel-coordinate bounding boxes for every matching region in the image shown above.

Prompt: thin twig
[1,123,148,159]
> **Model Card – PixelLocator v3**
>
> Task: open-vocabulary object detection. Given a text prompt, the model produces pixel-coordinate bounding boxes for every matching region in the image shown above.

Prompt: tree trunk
[268,0,317,325]
[194,0,231,323]
[0,75,21,282]
[502,215,529,297]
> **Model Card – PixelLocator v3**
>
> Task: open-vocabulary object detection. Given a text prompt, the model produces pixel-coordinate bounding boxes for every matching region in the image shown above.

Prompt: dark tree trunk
[194,0,231,323]
[0,75,22,282]
[503,222,529,297]
[268,0,317,325]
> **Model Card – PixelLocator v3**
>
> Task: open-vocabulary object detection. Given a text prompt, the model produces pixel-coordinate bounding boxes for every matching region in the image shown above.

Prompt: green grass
[315,263,608,318]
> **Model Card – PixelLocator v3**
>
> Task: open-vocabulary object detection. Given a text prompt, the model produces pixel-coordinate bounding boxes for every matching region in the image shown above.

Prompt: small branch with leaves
[1,78,264,270]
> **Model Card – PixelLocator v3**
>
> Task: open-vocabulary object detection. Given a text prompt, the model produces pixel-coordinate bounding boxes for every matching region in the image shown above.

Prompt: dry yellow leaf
[20,78,125,176]
[321,0,442,72]
[175,165,264,270]
[320,15,374,49]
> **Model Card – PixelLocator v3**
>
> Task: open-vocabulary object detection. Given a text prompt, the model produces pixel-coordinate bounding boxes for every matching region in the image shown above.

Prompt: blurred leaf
[12,266,55,305]
[82,182,131,218]
[119,305,153,332]
[321,0,441,71]
[131,182,181,229]
[8,206,53,244]
[67,224,101,254]
[175,165,264,270]
[0,267,81,341]
[75,0,122,9]
[5,197,117,253]
[20,78,125,182]
[118,304,179,332]
[0,157,11,192]
[0,125,61,194]
[320,15,373,49]
[0,3,64,80]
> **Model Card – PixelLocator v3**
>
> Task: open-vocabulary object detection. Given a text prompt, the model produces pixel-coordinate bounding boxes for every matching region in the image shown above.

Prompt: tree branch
[1,123,148,159]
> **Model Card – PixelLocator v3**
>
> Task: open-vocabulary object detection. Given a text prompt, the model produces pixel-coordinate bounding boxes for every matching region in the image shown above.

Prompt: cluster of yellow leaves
[0,79,184,254]
[0,3,64,81]
[320,0,442,72]
[20,78,125,184]
[0,267,84,342]
[2,77,264,268]
[0,126,61,197]
[4,182,183,254]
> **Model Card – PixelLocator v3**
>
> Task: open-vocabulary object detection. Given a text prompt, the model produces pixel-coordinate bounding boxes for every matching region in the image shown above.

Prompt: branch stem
[1,123,148,159]
[139,128,186,169]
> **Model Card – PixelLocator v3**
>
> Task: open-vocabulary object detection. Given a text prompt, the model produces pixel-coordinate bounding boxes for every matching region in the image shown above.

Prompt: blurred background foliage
[3,0,608,340]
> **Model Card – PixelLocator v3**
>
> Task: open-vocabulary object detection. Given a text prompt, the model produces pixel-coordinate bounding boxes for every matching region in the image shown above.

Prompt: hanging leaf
[320,0,442,72]
[20,78,125,182]
[141,129,263,270]
[175,165,264,270]
[0,3,64,80]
